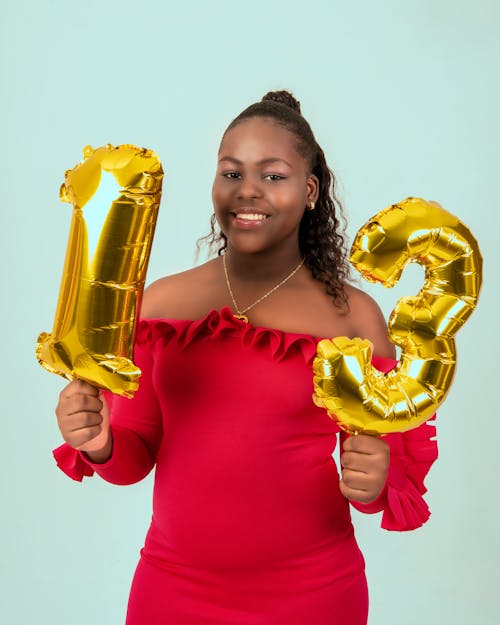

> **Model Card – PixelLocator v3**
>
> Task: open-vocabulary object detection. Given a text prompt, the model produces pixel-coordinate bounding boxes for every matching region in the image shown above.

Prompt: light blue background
[1,1,498,623]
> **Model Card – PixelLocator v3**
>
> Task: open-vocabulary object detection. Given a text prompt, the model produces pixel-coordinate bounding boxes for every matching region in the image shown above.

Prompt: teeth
[236,213,266,221]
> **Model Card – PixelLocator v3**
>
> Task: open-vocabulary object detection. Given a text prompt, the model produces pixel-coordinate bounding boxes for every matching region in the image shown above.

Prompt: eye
[222,171,241,179]
[264,174,286,181]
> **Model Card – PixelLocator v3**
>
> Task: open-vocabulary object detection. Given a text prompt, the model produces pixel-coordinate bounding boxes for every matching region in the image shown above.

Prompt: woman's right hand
[55,380,112,463]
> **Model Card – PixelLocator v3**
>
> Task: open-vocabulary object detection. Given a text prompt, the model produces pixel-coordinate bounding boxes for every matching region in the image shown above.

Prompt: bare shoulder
[141,259,224,319]
[140,273,188,318]
[345,284,384,318]
[345,284,396,359]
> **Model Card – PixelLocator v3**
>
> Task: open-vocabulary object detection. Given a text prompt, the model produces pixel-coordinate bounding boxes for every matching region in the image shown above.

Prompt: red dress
[54,308,438,625]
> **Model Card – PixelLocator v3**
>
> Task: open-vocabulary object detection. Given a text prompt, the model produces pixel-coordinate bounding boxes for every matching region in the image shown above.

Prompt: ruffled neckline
[136,306,396,369]
[137,306,319,364]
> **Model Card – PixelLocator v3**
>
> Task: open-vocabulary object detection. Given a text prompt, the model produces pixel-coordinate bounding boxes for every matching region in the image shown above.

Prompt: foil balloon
[313,197,482,435]
[37,144,163,397]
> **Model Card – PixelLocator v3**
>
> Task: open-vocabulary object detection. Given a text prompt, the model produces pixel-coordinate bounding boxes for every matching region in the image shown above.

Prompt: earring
[307,201,315,211]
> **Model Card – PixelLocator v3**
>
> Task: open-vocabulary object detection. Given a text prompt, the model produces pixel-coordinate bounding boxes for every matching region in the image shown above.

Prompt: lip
[230,207,270,216]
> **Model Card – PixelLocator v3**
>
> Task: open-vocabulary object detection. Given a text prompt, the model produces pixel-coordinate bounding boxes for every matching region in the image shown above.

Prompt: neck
[224,245,303,283]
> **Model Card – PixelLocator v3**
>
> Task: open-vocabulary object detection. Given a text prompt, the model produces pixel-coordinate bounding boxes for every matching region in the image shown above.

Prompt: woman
[54,91,437,624]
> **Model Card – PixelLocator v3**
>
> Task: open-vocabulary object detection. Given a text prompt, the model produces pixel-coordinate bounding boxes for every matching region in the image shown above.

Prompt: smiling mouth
[231,212,270,221]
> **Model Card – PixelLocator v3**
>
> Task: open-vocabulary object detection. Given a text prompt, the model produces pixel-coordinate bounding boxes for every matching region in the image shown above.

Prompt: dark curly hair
[198,90,351,308]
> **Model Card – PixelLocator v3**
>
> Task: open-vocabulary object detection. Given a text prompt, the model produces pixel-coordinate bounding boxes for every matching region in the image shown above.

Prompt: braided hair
[198,90,351,308]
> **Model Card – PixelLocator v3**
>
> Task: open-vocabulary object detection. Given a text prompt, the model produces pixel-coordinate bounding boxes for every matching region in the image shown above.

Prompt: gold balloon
[37,144,163,397]
[313,197,482,435]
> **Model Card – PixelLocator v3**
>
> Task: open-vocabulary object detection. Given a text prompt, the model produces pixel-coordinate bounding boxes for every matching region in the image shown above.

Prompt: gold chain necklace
[223,254,305,323]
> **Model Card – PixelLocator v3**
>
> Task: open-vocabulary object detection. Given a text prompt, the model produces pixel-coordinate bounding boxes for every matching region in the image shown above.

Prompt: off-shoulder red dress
[54,308,438,625]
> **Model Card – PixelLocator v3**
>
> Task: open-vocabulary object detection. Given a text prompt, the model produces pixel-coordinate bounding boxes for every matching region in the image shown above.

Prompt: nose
[236,174,263,200]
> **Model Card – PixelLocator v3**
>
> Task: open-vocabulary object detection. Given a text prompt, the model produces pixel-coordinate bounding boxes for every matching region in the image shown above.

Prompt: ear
[306,174,319,204]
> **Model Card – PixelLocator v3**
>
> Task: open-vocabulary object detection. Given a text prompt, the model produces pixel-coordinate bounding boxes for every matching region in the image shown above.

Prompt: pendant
[234,313,249,323]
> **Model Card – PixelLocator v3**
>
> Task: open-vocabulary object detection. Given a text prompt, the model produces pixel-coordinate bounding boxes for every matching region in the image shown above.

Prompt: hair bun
[261,90,301,114]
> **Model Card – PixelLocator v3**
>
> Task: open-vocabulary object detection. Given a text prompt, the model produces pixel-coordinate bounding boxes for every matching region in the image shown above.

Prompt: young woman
[54,91,437,625]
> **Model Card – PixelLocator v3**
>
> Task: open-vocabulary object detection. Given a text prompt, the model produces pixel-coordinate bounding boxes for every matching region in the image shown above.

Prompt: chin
[225,233,267,253]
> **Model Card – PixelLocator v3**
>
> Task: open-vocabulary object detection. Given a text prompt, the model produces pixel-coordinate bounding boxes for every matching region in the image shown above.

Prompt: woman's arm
[53,287,164,485]
[338,287,438,530]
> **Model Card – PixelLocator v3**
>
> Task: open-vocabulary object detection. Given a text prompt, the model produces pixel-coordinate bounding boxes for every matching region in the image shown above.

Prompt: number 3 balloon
[36,144,163,397]
[313,197,483,435]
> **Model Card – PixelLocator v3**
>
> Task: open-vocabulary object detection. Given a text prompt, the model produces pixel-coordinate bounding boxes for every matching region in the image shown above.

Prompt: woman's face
[212,117,318,256]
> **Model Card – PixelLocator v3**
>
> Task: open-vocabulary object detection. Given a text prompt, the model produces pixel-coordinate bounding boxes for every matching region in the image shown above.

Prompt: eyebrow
[218,156,293,168]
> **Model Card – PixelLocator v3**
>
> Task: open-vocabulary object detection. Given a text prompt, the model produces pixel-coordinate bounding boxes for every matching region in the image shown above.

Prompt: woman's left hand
[339,434,390,504]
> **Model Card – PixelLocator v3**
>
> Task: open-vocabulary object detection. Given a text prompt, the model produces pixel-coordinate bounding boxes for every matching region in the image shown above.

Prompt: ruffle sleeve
[53,441,95,481]
[349,356,438,531]
[52,320,163,485]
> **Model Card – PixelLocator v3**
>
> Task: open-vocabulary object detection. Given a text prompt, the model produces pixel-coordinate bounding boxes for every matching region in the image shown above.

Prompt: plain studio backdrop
[1,1,498,624]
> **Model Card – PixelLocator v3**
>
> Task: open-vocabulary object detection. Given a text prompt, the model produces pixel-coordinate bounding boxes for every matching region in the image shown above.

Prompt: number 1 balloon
[36,144,163,397]
[313,197,482,435]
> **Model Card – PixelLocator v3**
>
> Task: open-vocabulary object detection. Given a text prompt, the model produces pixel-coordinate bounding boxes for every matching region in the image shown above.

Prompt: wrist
[81,434,113,464]
[350,481,388,513]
